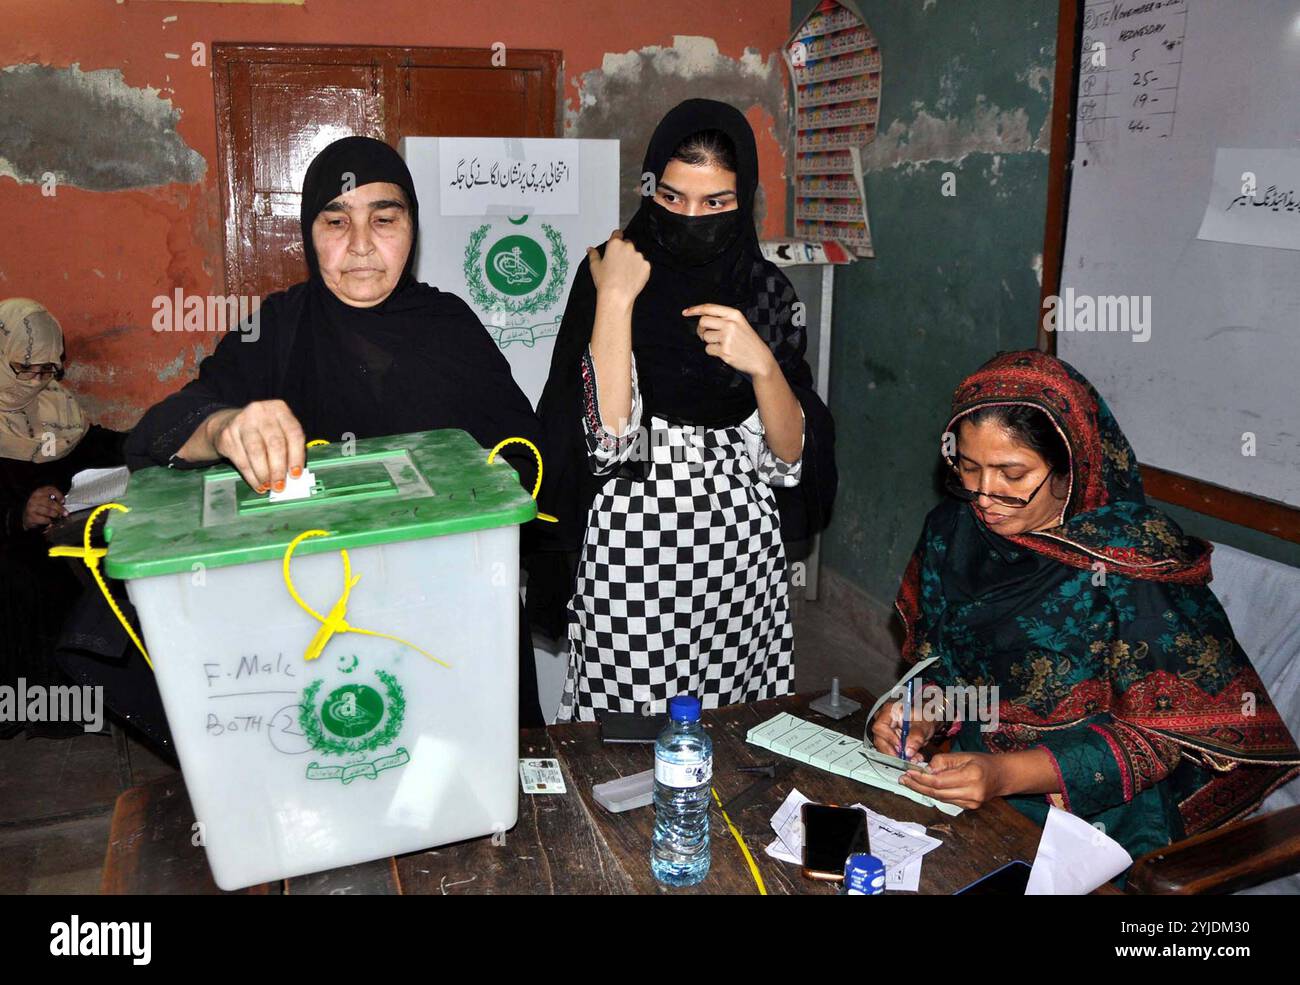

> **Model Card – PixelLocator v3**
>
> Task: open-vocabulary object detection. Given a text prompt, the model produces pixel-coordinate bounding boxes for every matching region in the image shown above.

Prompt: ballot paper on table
[764,788,942,891]
[746,712,962,815]
[1025,805,1133,895]
[62,466,129,514]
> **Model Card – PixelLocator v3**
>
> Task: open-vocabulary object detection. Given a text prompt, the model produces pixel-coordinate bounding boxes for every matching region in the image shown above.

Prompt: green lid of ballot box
[102,429,537,580]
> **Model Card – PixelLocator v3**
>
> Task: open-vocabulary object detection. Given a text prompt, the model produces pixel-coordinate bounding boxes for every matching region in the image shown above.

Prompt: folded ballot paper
[746,711,962,815]
[1026,805,1133,894]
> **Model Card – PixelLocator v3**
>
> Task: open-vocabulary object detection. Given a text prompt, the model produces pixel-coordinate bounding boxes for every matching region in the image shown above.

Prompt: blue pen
[899,679,913,760]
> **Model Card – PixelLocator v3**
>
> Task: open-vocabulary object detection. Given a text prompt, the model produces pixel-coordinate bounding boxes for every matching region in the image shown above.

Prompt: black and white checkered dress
[556,345,803,723]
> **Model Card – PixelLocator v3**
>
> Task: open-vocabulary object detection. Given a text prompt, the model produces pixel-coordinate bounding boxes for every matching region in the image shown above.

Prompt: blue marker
[898,679,913,761]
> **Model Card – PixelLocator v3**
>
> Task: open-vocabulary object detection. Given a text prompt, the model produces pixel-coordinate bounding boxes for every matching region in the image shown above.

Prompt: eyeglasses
[944,464,1053,510]
[9,363,61,382]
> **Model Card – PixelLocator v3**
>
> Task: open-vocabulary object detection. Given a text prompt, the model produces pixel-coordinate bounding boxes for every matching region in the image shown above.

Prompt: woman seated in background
[533,99,836,722]
[0,298,126,736]
[871,349,1300,864]
[123,136,548,725]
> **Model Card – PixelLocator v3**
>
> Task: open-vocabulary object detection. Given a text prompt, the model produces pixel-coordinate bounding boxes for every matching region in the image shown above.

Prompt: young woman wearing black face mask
[531,99,837,722]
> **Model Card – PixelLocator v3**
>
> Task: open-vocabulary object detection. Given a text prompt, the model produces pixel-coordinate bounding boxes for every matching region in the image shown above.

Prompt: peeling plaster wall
[1,0,793,428]
[0,63,205,190]
[794,0,1059,609]
[566,35,787,229]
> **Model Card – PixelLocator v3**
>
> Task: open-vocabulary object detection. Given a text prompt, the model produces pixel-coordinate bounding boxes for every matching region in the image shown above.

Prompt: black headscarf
[526,99,837,636]
[298,135,421,283]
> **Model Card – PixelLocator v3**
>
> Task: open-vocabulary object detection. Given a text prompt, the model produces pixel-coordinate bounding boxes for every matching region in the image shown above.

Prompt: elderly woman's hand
[205,400,306,493]
[22,485,67,530]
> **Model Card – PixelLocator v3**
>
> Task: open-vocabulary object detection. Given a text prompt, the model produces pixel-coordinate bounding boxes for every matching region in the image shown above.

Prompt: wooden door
[213,44,560,300]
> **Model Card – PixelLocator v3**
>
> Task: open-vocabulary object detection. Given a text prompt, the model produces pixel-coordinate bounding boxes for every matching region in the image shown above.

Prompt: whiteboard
[1059,0,1300,507]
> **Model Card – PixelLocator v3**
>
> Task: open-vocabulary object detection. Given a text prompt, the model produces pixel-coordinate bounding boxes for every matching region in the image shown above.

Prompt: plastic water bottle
[651,695,713,887]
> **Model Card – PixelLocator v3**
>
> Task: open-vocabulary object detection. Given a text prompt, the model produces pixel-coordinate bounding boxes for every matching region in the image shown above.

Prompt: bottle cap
[668,695,702,723]
[844,853,886,895]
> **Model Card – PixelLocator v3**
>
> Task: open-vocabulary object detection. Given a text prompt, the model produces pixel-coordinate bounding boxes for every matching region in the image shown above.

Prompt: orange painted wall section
[1,0,793,428]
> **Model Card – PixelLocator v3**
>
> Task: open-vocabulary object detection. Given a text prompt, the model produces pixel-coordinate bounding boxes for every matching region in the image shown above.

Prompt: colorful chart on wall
[784,0,882,257]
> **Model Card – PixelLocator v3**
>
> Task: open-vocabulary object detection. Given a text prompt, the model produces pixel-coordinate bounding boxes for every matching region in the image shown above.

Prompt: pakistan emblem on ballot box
[463,218,569,350]
[299,666,409,784]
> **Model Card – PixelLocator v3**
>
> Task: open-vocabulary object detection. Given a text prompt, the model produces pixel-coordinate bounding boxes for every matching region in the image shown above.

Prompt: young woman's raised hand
[685,304,780,379]
[587,230,651,305]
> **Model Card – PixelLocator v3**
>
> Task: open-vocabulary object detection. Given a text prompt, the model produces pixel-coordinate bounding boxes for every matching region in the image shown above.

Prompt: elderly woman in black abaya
[532,100,837,722]
[117,136,547,728]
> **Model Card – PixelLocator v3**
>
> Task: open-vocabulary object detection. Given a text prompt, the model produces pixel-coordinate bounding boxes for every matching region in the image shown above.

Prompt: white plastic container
[104,429,534,890]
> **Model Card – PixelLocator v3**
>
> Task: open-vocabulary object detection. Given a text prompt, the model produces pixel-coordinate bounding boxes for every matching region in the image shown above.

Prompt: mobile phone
[954,860,1033,895]
[800,803,869,882]
[597,709,668,743]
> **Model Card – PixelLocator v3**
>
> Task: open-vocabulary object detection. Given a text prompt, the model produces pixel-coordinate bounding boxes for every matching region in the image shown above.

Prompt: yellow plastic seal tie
[487,436,557,523]
[281,529,451,668]
[48,502,153,671]
[711,786,767,895]
[305,439,330,448]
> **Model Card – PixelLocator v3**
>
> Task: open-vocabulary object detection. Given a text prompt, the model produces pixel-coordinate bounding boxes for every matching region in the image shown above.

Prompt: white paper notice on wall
[1196,148,1300,252]
[403,136,618,408]
[438,138,580,217]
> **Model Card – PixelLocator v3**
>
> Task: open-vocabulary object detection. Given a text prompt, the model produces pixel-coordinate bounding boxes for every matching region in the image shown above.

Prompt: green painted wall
[790,0,1299,613]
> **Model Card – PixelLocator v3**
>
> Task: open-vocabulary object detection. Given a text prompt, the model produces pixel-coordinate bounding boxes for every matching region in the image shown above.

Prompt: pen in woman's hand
[898,679,913,759]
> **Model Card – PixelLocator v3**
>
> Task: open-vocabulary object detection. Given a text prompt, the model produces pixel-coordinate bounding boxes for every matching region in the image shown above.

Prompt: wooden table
[104,688,1049,895]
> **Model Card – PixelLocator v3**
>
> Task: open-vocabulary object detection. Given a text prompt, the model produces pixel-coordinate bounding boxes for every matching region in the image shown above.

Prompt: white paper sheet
[859,805,940,891]
[763,788,942,891]
[438,137,580,216]
[1025,805,1133,895]
[63,466,129,513]
[1196,148,1300,251]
